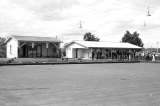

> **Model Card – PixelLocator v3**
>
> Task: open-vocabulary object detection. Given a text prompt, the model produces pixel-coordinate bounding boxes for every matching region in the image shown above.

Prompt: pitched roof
[5,35,62,43]
[64,40,142,49]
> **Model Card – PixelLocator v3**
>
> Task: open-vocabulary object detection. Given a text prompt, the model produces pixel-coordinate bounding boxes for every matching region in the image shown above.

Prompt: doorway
[22,45,28,57]
[37,45,42,57]
[76,49,78,58]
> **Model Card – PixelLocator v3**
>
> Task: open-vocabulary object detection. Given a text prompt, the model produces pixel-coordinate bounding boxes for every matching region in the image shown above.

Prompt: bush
[0,37,6,58]
[0,50,6,58]
[0,60,8,64]
[61,48,66,57]
[155,56,160,60]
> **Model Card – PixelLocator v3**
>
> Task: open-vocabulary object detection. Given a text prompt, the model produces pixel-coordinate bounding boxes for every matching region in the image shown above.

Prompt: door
[76,49,78,58]
[37,45,42,57]
[21,45,28,57]
[23,46,26,57]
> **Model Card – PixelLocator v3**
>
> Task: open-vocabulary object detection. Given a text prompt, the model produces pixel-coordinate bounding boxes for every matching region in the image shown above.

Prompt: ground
[0,63,160,106]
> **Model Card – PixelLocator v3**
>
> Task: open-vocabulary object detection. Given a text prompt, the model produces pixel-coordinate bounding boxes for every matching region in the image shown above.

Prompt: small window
[53,48,56,53]
[10,45,12,54]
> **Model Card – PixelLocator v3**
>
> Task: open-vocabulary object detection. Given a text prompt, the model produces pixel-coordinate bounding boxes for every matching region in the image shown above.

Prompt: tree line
[0,37,6,58]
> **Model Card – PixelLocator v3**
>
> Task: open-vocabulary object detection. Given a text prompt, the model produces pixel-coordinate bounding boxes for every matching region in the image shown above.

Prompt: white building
[4,35,62,58]
[64,40,142,60]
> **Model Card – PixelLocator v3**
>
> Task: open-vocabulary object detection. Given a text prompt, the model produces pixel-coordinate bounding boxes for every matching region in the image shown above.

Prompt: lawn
[0,63,160,106]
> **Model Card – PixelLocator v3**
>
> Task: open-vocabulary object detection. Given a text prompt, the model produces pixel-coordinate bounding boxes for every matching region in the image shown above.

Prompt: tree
[83,32,100,41]
[0,37,6,58]
[122,30,144,47]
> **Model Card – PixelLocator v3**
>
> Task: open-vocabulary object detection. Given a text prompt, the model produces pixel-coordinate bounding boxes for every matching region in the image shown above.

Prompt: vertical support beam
[111,49,112,59]
[122,49,124,60]
[18,42,20,48]
[46,42,49,57]
[108,49,109,59]
[36,47,37,57]
[157,42,159,53]
[116,49,118,59]
[27,45,29,58]
[31,42,35,58]
[17,42,19,58]
[66,46,68,58]
[47,48,48,57]
[117,49,119,59]
[129,49,131,60]
[31,42,35,48]
[57,43,60,57]
[32,50,33,58]
[88,48,89,59]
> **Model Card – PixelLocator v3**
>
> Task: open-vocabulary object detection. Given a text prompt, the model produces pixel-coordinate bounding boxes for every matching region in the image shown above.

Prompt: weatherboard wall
[65,42,92,59]
[66,43,85,58]
[6,38,18,58]
[27,43,59,57]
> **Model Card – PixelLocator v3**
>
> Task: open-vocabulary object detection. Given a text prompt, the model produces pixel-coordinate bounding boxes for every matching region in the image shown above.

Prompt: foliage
[0,37,6,58]
[122,31,144,47]
[61,48,66,57]
[83,32,100,41]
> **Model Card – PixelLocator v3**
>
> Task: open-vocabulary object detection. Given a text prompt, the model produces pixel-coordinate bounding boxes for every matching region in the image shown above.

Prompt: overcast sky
[0,0,160,48]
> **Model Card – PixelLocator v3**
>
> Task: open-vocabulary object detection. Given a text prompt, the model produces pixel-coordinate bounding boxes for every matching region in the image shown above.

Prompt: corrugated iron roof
[65,40,142,49]
[11,35,62,42]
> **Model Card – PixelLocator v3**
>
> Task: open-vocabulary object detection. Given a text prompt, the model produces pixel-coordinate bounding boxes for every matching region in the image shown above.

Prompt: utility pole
[156,42,160,53]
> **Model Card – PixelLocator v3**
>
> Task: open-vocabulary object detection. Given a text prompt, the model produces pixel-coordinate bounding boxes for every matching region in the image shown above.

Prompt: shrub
[0,49,6,58]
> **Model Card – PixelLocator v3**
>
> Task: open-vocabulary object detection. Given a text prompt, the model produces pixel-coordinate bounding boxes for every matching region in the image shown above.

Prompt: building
[64,40,142,60]
[4,35,63,58]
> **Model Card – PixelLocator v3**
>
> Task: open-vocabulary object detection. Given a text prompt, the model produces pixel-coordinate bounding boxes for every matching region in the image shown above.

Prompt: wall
[66,46,72,58]
[83,49,89,59]
[27,42,60,57]
[6,38,18,58]
[65,43,94,59]
[66,43,85,58]
[78,49,83,58]
[72,49,76,58]
[38,43,59,57]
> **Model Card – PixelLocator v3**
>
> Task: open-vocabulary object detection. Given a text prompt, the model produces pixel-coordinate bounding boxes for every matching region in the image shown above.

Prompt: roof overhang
[64,41,88,48]
[64,40,142,49]
[17,40,62,43]
[4,36,63,44]
[4,36,18,44]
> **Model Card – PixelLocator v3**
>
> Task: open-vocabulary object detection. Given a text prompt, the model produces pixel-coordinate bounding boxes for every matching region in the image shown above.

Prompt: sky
[0,0,160,48]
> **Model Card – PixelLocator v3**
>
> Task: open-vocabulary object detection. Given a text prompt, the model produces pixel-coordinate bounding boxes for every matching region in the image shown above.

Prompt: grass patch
[0,63,160,105]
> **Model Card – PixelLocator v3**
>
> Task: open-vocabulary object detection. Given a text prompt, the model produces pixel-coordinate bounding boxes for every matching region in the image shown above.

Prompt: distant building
[4,35,63,58]
[64,40,142,59]
[142,48,160,53]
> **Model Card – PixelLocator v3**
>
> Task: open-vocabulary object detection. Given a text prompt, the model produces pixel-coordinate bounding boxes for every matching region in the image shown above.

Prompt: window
[53,48,56,53]
[10,45,12,54]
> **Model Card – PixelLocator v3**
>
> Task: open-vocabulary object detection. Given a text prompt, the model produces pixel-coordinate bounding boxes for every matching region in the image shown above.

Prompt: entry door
[23,46,26,57]
[37,45,42,57]
[23,45,28,57]
[76,49,78,58]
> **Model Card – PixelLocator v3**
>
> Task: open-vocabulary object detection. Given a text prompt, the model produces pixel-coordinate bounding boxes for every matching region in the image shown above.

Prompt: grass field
[0,63,160,106]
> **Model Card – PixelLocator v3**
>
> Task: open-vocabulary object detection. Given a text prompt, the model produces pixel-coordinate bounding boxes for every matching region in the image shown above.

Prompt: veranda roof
[5,35,62,43]
[65,40,142,49]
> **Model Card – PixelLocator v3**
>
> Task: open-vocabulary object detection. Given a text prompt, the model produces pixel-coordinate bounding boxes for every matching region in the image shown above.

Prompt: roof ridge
[75,40,124,43]
[7,35,63,43]
[12,35,55,38]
